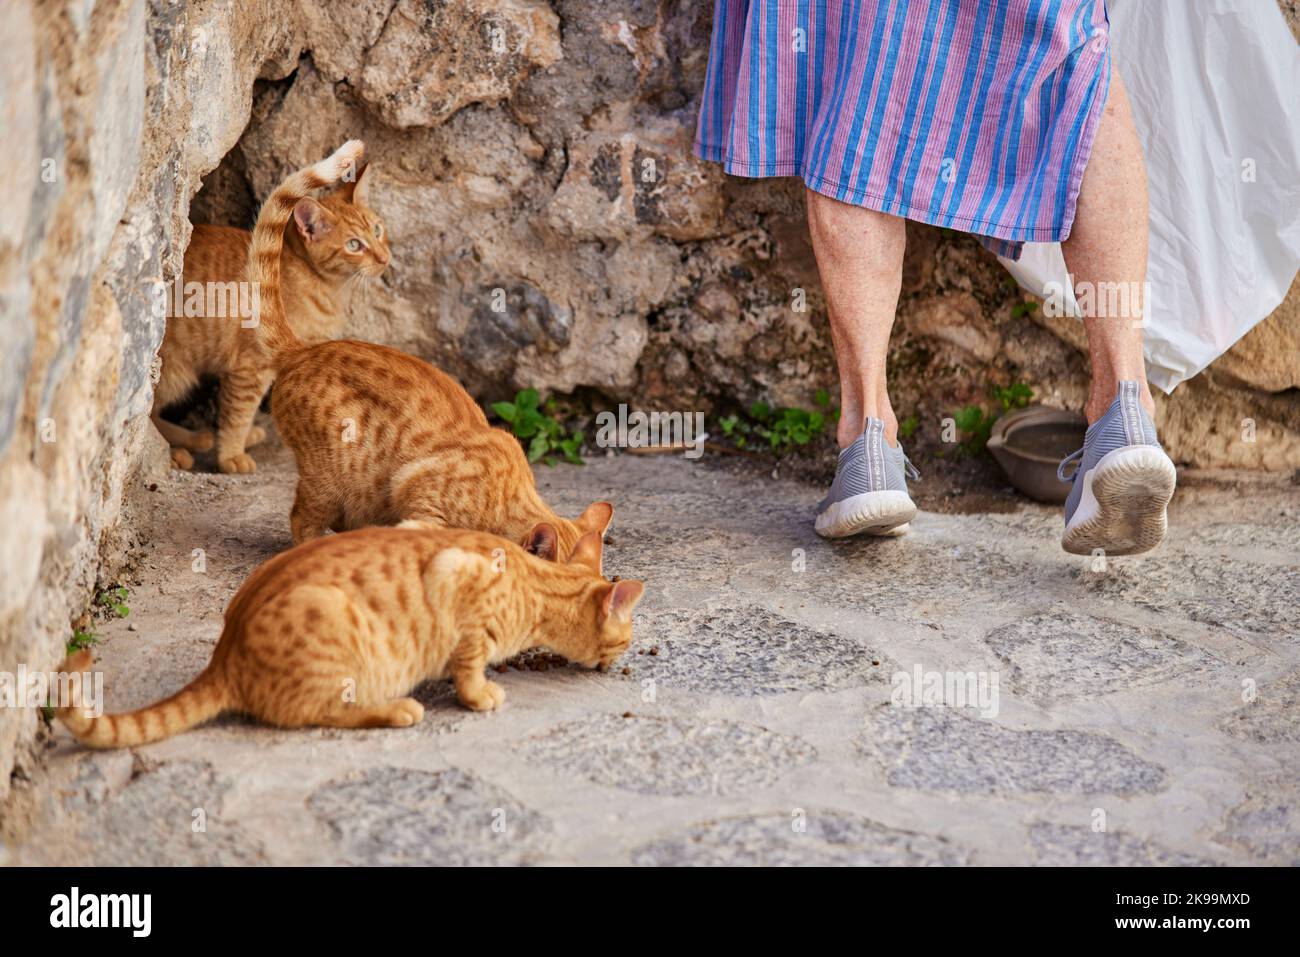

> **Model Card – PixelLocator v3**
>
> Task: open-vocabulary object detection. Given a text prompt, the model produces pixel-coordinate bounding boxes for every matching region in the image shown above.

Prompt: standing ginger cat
[58,525,644,747]
[243,142,611,558]
[153,139,389,473]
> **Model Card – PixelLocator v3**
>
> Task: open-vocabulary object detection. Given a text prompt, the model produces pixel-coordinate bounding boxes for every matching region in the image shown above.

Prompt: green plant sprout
[490,388,584,466]
[95,586,129,619]
[719,393,837,453]
[67,628,99,654]
[950,382,1034,454]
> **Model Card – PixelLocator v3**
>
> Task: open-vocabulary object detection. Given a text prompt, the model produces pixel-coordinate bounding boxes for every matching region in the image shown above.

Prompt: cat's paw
[386,697,425,727]
[457,680,505,712]
[218,453,257,474]
[170,448,194,470]
[188,430,215,452]
[244,425,267,448]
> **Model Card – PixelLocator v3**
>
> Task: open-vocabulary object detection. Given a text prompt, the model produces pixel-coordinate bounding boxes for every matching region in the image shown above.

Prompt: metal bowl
[987,405,1087,504]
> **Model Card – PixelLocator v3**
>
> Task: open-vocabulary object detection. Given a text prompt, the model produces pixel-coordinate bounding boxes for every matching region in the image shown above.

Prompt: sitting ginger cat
[153,139,388,473]
[58,523,644,746]
[241,140,611,559]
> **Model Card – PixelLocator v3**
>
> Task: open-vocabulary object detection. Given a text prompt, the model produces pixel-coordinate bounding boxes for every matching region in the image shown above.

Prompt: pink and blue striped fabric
[695,0,1111,259]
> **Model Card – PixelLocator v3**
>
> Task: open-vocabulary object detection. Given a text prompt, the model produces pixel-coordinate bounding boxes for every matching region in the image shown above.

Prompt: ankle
[836,417,861,449]
[877,410,899,447]
[1084,393,1110,425]
[1086,379,1155,424]
[836,408,898,448]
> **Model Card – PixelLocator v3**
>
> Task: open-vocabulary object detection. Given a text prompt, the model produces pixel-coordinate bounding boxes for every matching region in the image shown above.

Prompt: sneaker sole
[815,490,917,539]
[1062,446,1176,556]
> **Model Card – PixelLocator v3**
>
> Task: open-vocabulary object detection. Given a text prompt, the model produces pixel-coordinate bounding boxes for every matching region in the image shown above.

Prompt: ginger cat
[153,139,389,473]
[58,524,645,747]
[243,141,610,558]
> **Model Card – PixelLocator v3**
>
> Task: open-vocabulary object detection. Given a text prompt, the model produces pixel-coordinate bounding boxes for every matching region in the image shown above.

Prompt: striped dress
[695,0,1112,259]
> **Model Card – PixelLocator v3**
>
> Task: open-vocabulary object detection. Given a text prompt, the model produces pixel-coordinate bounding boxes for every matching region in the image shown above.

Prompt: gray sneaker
[815,417,919,538]
[1059,380,1176,556]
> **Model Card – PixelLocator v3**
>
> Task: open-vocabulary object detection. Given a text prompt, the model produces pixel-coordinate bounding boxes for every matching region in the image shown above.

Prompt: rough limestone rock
[0,0,300,803]
[357,0,562,129]
[210,0,1300,463]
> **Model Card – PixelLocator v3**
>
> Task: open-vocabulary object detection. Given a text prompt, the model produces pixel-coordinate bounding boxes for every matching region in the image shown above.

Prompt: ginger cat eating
[243,141,610,558]
[153,140,388,473]
[58,525,644,747]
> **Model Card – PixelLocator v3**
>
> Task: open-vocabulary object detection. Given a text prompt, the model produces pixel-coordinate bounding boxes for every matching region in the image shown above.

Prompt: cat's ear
[600,580,645,624]
[523,522,559,561]
[353,164,373,206]
[293,198,335,242]
[575,501,613,537]
[567,530,603,575]
[334,163,373,206]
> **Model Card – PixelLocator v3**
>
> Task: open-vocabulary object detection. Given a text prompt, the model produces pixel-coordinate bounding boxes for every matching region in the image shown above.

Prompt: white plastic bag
[1000,0,1300,392]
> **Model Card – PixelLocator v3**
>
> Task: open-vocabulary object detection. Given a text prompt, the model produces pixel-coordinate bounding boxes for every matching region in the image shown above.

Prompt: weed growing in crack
[95,585,130,619]
[490,388,584,466]
[718,389,839,454]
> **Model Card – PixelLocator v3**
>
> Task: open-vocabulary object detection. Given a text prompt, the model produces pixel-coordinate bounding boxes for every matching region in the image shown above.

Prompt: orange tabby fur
[244,141,609,558]
[57,525,645,747]
[153,140,389,474]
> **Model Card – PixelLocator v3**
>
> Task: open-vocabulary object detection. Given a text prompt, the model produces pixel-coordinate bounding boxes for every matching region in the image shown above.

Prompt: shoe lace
[903,454,921,481]
[1057,447,1083,483]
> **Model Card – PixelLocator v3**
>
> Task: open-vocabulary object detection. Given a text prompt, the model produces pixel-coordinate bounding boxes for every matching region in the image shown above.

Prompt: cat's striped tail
[56,649,230,748]
[247,139,366,366]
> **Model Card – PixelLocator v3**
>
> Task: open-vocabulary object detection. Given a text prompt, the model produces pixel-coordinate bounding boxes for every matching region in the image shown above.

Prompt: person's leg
[806,189,916,539]
[805,189,907,448]
[1062,63,1154,423]
[1057,63,1175,556]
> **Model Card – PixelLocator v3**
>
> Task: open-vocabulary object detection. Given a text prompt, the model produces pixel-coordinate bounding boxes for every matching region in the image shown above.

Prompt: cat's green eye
[346,239,363,253]
[373,224,384,239]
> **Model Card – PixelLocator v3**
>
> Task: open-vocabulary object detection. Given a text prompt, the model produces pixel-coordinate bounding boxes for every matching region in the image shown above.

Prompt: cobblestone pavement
[6,442,1297,865]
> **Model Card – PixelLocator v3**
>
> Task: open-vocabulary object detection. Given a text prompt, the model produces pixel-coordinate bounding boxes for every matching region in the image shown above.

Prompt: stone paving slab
[5,445,1297,866]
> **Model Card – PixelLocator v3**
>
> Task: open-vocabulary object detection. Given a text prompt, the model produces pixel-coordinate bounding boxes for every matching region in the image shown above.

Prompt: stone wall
[1,0,1296,802]
[204,0,1299,462]
[0,0,303,802]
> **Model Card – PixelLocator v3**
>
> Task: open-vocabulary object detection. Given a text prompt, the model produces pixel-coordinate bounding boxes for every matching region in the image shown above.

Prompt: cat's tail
[56,649,231,749]
[247,139,366,366]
